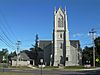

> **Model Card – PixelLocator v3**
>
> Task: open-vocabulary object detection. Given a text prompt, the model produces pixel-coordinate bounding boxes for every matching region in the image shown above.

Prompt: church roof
[39,40,80,49]
[70,40,80,48]
[39,40,52,50]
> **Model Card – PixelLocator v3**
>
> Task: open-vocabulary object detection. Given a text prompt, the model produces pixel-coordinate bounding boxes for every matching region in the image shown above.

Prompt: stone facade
[39,7,82,66]
[53,7,71,66]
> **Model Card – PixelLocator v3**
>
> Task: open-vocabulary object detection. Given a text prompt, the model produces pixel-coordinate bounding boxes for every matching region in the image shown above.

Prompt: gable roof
[70,40,80,48]
[39,40,52,50]
[11,52,30,60]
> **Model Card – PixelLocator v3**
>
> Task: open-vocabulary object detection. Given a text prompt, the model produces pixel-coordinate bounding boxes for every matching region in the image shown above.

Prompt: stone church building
[39,7,82,66]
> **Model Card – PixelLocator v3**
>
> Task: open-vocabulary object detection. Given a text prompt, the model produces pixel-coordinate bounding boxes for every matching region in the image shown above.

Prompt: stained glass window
[60,43,63,49]
[58,15,63,27]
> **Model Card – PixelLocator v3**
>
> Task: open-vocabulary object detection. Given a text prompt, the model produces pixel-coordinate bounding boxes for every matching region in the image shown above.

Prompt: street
[0,68,100,75]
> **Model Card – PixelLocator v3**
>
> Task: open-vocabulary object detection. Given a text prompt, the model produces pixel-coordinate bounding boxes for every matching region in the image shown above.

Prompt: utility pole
[16,41,21,67]
[89,28,96,67]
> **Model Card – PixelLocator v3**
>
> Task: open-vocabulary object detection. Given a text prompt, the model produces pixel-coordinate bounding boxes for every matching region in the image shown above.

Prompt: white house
[11,52,34,66]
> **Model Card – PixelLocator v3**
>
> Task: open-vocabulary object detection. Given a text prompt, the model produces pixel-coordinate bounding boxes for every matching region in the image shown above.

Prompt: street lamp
[40,59,43,75]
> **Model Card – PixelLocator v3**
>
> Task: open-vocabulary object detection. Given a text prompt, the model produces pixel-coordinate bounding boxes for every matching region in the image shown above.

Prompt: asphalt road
[0,68,100,75]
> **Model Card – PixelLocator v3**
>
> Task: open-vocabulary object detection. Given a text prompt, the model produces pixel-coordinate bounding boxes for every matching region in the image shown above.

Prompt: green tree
[82,36,100,66]
[8,51,17,61]
[0,48,8,63]
[94,37,100,66]
[31,34,44,66]
[82,46,93,66]
[34,34,39,66]
[94,37,100,55]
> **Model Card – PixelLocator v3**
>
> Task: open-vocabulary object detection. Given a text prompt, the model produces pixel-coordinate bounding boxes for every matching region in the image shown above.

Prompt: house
[11,52,34,66]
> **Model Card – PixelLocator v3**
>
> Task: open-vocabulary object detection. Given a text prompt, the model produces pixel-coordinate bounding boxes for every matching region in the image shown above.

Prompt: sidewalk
[41,67,100,71]
[79,67,100,71]
[61,67,100,71]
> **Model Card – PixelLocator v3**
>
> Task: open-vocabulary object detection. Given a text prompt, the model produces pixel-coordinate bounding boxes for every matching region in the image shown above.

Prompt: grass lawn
[0,72,35,75]
[64,66,95,69]
[43,66,95,70]
[0,72,54,75]
[64,66,85,69]
[8,66,31,69]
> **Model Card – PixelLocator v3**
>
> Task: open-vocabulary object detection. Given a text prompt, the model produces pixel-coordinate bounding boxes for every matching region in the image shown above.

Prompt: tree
[17,34,44,66]
[31,34,44,66]
[8,51,17,61]
[82,46,93,66]
[94,37,100,66]
[94,37,100,55]
[34,34,39,66]
[82,36,100,66]
[0,48,8,63]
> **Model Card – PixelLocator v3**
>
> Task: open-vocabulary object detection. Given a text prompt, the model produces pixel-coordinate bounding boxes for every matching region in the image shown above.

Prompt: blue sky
[0,0,100,52]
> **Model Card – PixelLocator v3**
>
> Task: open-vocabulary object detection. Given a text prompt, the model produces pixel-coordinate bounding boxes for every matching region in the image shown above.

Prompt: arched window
[58,18,63,27]
[66,57,68,61]
[60,33,62,38]
[58,15,63,27]
[60,43,63,49]
[60,16,63,27]
[58,18,61,27]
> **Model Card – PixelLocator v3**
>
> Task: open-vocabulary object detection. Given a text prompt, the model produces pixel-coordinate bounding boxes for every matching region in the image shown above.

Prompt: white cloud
[73,33,84,38]
[72,33,100,38]
[96,33,100,36]
[88,33,100,39]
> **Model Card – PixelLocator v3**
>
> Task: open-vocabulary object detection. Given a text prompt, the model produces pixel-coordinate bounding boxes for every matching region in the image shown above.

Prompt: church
[39,7,82,66]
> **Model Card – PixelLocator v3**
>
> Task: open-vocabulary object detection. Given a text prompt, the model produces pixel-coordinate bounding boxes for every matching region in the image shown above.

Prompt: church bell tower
[53,7,71,66]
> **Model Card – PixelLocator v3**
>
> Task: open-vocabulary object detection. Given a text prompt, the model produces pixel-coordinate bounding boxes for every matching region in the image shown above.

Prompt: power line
[0,26,15,49]
[0,8,17,50]
[0,24,14,44]
[2,17,18,40]
[0,27,16,50]
[0,9,17,41]
[0,34,15,50]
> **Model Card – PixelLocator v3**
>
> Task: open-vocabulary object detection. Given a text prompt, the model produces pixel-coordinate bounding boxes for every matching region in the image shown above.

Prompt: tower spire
[64,6,66,14]
[54,7,56,15]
